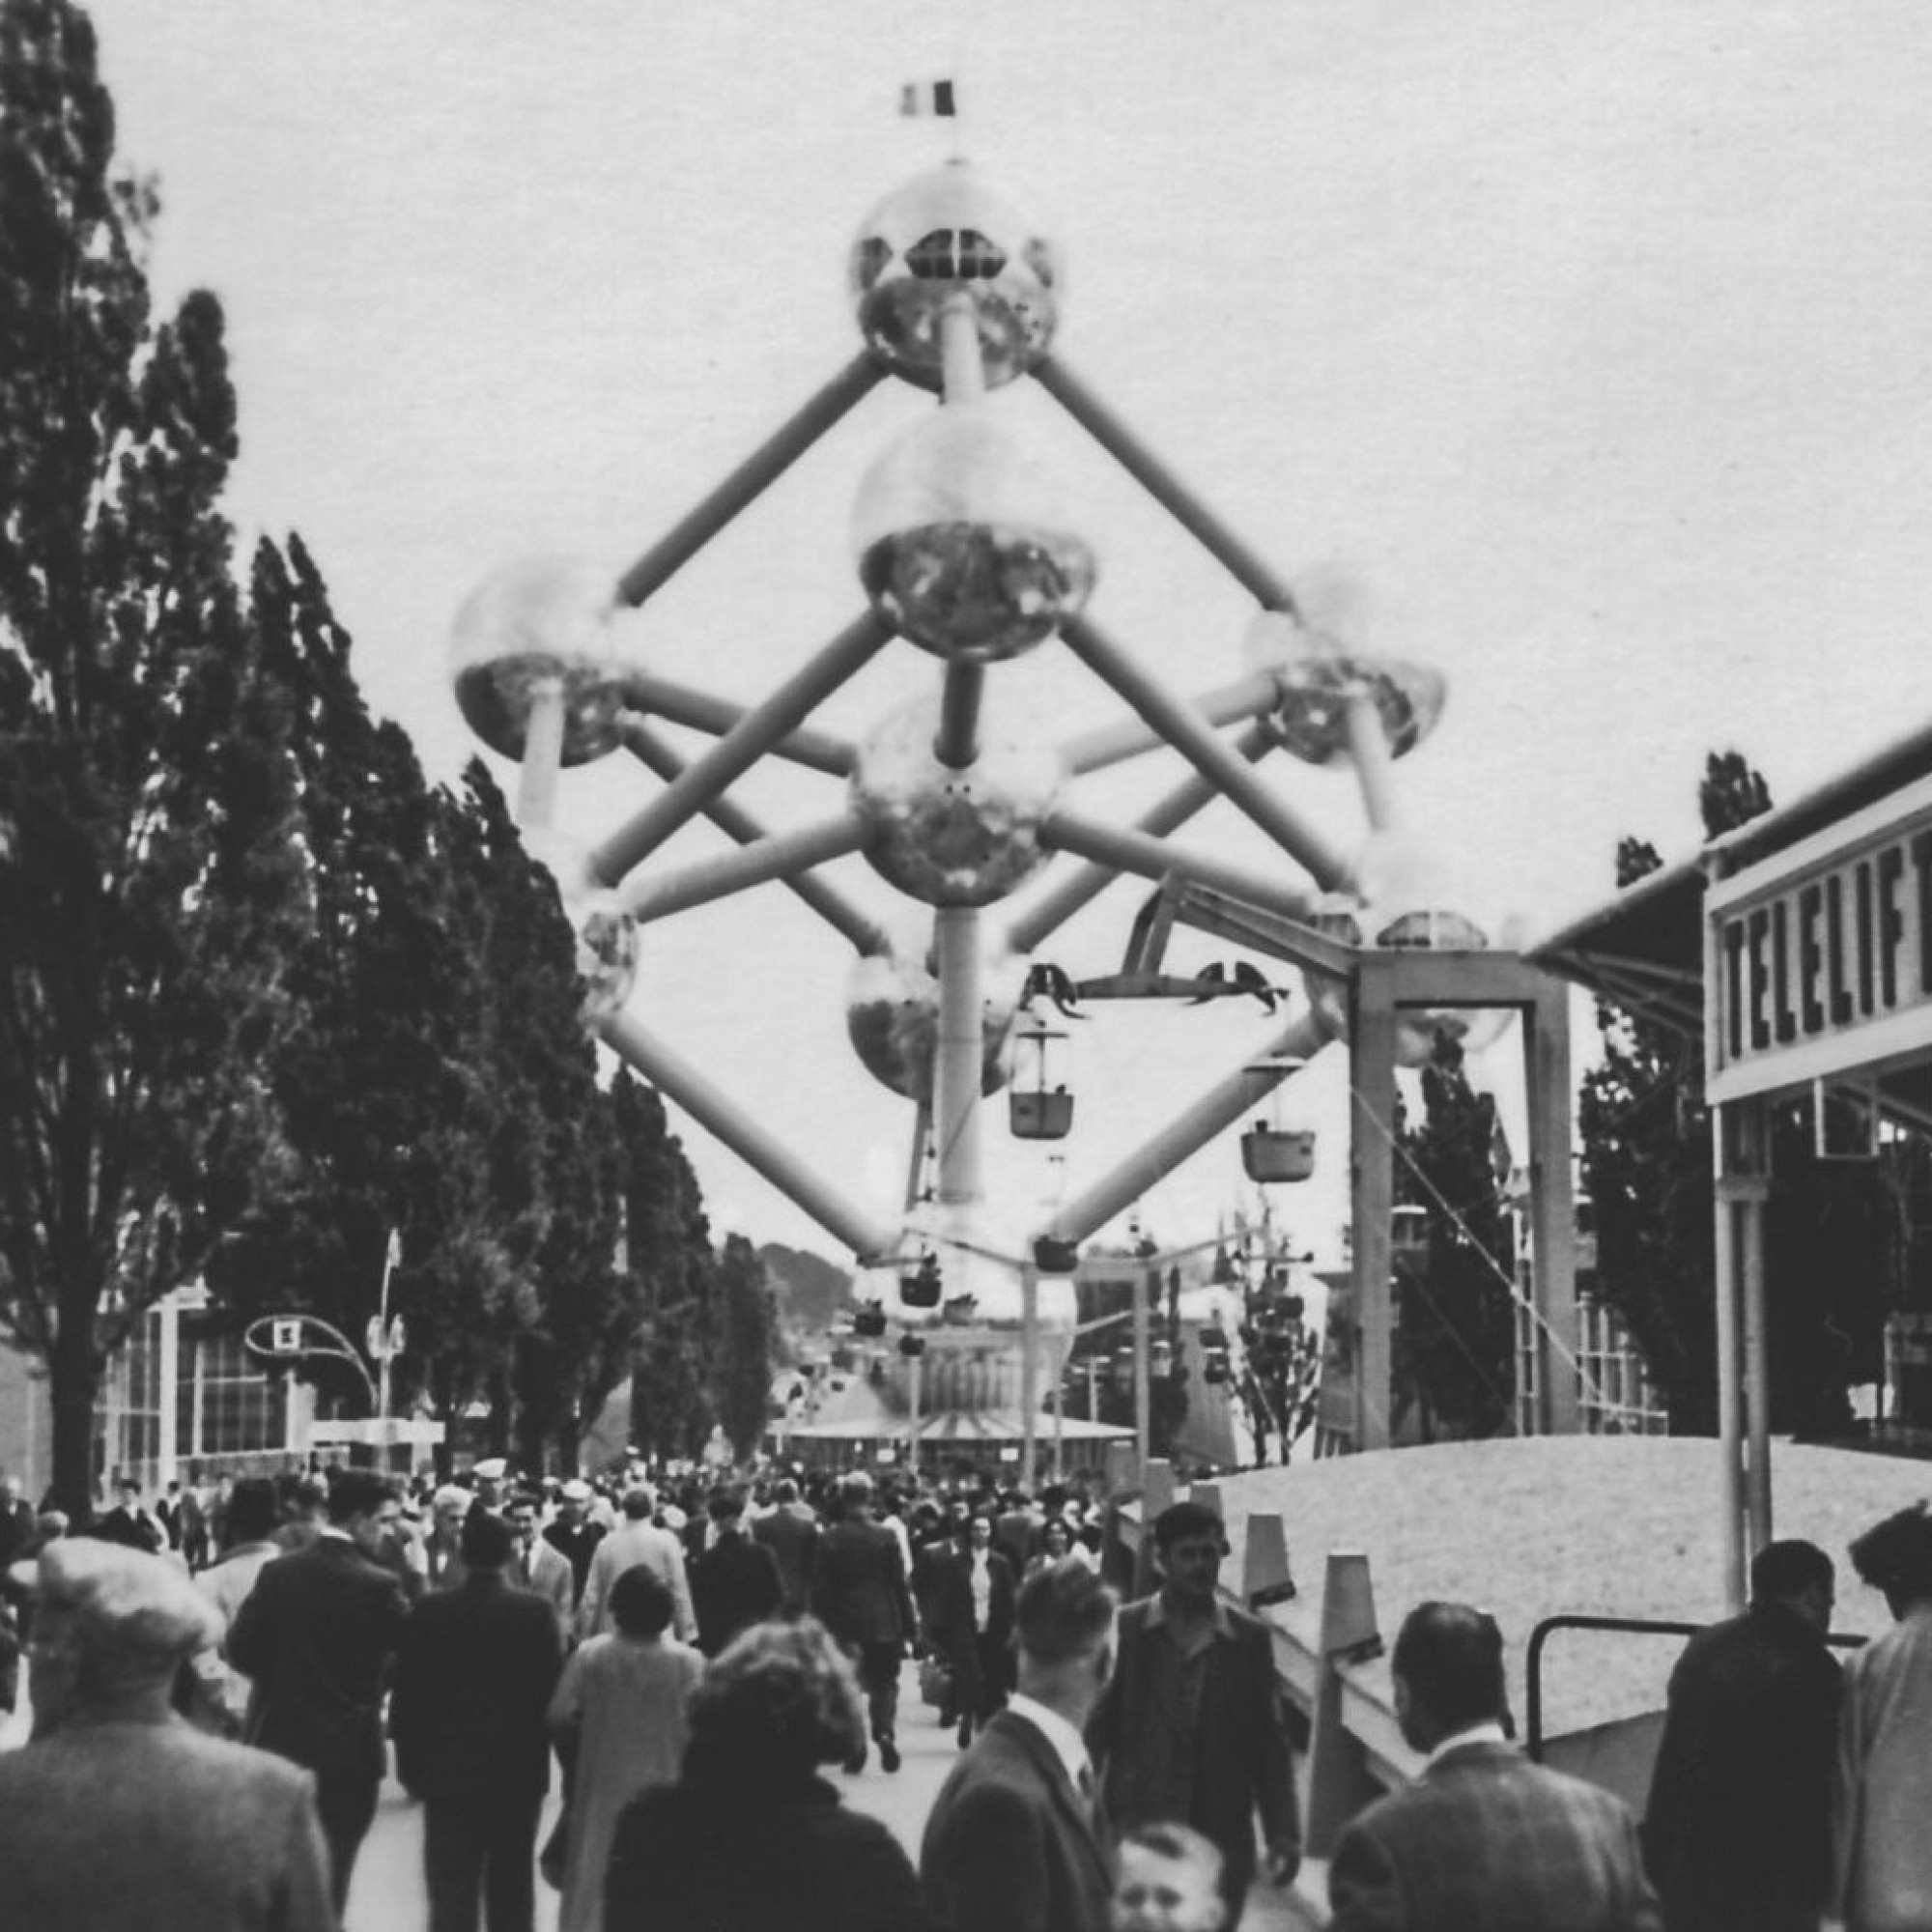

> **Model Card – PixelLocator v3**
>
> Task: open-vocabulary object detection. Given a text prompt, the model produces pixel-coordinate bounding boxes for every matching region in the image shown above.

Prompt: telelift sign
[1708,774,1932,1106]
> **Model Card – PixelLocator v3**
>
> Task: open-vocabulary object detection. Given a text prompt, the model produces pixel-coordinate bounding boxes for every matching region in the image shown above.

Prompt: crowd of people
[0,1455,1928,1931]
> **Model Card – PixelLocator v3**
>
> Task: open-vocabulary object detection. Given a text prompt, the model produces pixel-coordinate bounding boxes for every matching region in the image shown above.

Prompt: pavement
[6,1666,1325,1929]
[342,1665,1326,1930]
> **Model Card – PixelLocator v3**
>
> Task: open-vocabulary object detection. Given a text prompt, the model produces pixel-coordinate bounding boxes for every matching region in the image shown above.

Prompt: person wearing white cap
[0,1539,335,1932]
[544,1478,608,1613]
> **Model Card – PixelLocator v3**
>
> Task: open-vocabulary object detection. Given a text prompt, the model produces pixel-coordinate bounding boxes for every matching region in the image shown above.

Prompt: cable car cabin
[1033,1236,1079,1274]
[898,1332,925,1359]
[1113,1347,1136,1390]
[1241,1122,1316,1184]
[1151,1338,1174,1378]
[852,1303,888,1338]
[1202,1345,1232,1385]
[1392,1204,1430,1259]
[1010,1088,1074,1140]
[900,1254,943,1308]
[1010,1025,1074,1140]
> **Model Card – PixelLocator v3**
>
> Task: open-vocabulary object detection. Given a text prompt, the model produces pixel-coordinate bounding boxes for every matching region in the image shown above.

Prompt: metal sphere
[1304,835,1510,1065]
[844,945,1021,1101]
[848,696,1062,906]
[849,160,1062,390]
[449,556,633,765]
[525,828,640,1022]
[1244,613,1445,765]
[854,401,1094,662]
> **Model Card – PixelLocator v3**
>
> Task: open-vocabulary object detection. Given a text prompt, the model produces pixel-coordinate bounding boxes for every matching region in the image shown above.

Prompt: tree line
[0,0,772,1517]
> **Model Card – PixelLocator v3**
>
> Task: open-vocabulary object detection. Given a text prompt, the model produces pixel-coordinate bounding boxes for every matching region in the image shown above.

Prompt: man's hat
[558,1478,593,1503]
[25,1539,219,1676]
[470,1458,508,1482]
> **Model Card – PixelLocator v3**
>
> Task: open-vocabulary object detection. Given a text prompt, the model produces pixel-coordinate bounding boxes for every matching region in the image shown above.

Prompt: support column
[1737,1093,1775,1555]
[1020,1264,1039,1492]
[1525,984,1580,1435]
[932,909,984,1209]
[1713,1118,1747,1613]
[1350,958,1399,1452]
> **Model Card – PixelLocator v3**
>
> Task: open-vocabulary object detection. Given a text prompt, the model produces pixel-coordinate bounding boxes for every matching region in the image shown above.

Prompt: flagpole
[378,1232,397,1423]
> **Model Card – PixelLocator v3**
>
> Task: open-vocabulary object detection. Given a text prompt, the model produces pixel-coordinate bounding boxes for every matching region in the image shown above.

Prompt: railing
[1525,1612,1866,1761]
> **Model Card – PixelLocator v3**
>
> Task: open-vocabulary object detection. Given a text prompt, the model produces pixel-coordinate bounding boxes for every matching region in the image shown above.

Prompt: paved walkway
[342,1666,1324,1929]
[7,1669,1323,1927]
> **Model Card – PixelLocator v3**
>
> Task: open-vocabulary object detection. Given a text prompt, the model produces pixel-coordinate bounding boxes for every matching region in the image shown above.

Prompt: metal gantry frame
[458,158,1582,1468]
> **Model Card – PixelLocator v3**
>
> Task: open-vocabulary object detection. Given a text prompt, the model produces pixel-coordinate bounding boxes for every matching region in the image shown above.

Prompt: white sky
[85,2,1932,1264]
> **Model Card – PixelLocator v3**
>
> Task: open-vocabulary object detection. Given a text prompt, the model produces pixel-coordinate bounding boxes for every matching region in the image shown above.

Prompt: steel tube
[1037,807,1322,927]
[618,353,886,608]
[516,679,567,831]
[1061,612,1349,888]
[620,721,890,955]
[1009,723,1273,956]
[935,659,984,770]
[1042,1009,1328,1245]
[1344,690,1397,835]
[1036,355,1299,611]
[940,296,985,405]
[932,908,984,1208]
[590,610,894,884]
[1060,669,1281,776]
[620,670,853,776]
[600,1010,897,1263]
[619,814,868,923]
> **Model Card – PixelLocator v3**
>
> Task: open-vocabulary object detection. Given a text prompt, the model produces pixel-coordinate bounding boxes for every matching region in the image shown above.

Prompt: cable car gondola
[1009,1025,1074,1141]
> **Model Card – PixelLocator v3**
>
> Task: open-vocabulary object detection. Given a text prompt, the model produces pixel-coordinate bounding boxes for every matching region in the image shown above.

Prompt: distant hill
[759,1242,852,1333]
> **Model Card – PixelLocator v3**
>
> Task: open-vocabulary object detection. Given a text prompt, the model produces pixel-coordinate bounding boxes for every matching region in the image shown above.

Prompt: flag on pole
[900,79,956,118]
[385,1227,402,1270]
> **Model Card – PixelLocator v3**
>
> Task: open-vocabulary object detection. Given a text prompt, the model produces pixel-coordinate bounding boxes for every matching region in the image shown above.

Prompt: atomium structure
[451,156,1579,1457]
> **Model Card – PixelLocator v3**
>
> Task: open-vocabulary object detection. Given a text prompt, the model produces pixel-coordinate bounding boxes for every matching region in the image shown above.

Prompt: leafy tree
[712,1233,776,1460]
[0,1,305,1514]
[1579,750,1884,1436]
[1394,1038,1518,1441]
[616,1074,719,1459]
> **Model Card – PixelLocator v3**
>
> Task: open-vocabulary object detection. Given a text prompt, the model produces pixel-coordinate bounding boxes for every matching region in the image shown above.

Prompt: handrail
[1524,1612,1865,1761]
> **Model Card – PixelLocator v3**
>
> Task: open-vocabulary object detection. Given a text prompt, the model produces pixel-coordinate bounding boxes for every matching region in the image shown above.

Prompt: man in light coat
[504,1490,575,1632]
[575,1484,696,1643]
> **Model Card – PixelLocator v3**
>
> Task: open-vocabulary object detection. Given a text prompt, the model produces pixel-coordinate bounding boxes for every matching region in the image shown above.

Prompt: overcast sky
[83,2,1932,1264]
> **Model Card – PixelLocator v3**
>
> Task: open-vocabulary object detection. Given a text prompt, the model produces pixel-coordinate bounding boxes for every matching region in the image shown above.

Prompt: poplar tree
[0,0,304,1513]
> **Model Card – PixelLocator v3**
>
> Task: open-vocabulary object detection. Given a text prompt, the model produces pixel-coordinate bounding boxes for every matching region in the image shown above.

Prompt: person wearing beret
[0,1538,335,1932]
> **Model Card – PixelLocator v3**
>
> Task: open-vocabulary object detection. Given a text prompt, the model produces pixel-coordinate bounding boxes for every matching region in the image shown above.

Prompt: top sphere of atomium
[849,160,1062,390]
[450,556,634,765]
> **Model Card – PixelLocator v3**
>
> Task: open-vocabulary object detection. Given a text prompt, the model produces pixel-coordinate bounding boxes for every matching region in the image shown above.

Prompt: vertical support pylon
[1350,956,1400,1452]
[1524,981,1579,1435]
[932,909,984,1210]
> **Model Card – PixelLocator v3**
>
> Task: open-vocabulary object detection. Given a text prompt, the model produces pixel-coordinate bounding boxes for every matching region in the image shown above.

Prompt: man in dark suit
[1328,1600,1662,1931]
[1088,1501,1299,1920]
[751,1475,819,1615]
[228,1467,412,1914]
[692,1486,783,1657]
[92,1476,165,1553]
[390,1510,564,1932]
[1642,1538,1839,1932]
[810,1470,918,1771]
[541,1478,606,1610]
[922,1558,1118,1932]
[924,1511,1018,1747]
